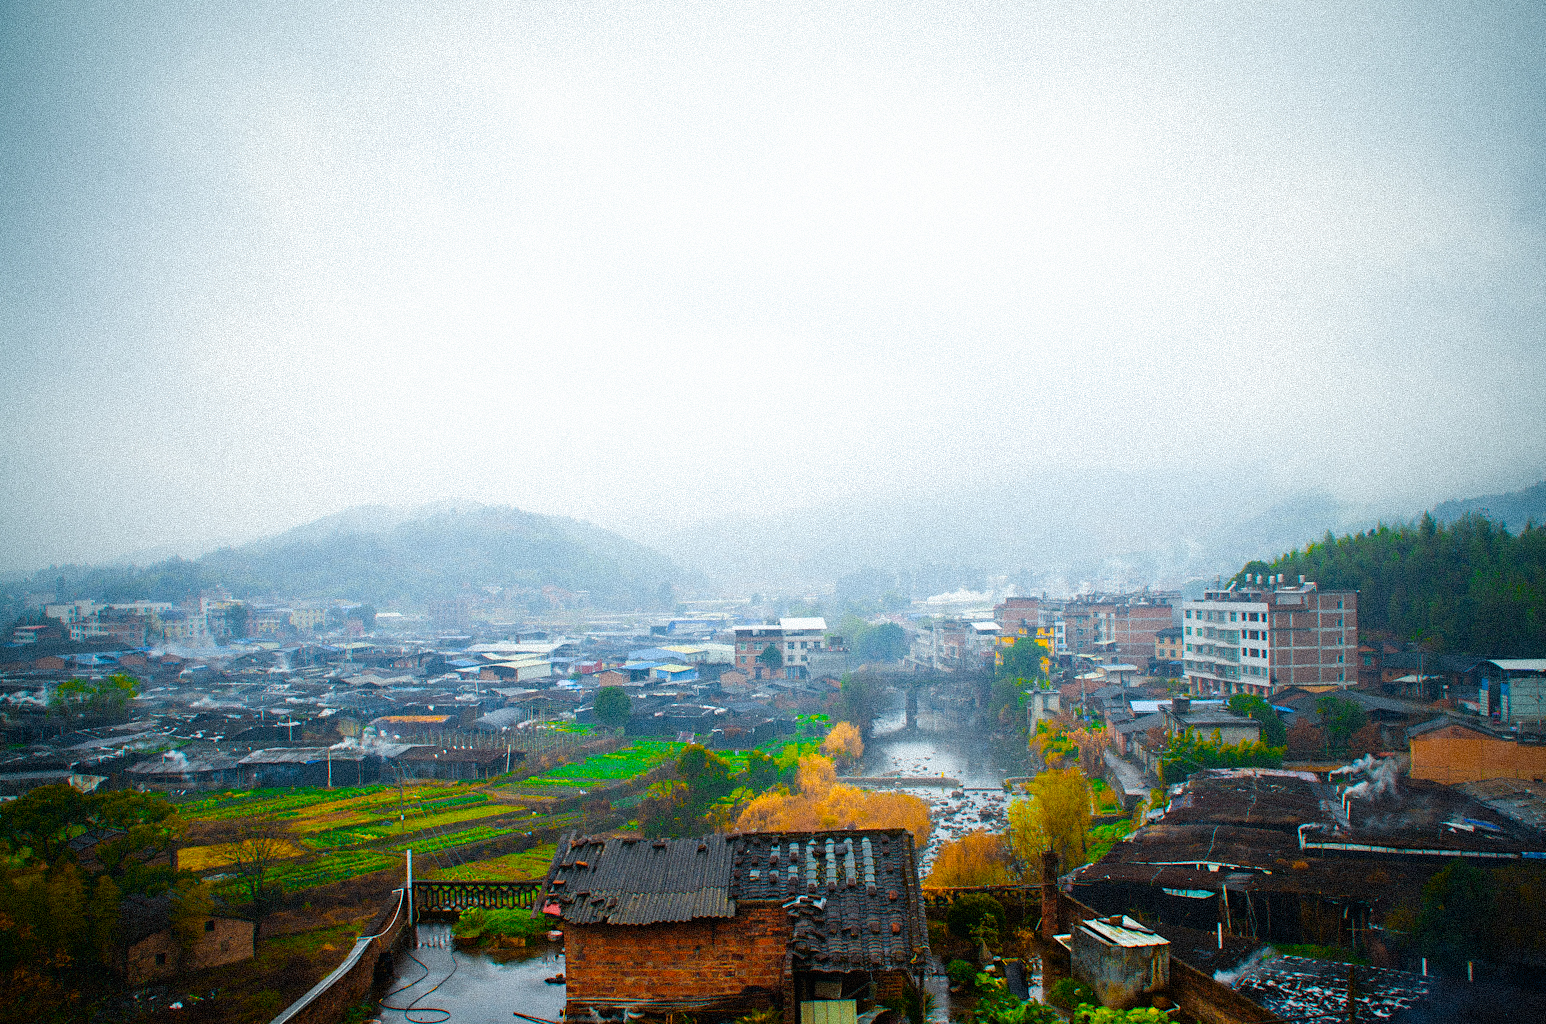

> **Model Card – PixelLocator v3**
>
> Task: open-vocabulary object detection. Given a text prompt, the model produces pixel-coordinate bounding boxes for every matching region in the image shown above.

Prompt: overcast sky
[2,1,1544,571]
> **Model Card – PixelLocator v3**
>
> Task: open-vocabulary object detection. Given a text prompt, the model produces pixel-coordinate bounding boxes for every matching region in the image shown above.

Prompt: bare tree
[212,811,289,930]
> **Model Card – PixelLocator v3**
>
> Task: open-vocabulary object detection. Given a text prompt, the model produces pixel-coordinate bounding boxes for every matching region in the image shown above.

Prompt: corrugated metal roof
[1079,915,1170,947]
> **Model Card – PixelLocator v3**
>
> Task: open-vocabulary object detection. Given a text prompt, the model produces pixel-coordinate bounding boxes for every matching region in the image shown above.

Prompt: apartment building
[1061,594,1175,662]
[1181,578,1356,697]
[732,617,828,680]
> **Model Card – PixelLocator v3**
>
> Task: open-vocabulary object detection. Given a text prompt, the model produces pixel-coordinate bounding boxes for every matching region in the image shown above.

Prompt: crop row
[184,785,389,821]
[395,825,516,855]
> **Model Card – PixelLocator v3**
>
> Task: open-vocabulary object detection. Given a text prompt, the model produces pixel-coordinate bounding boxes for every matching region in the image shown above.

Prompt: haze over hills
[652,473,1546,599]
[1430,480,1546,532]
[1,503,687,614]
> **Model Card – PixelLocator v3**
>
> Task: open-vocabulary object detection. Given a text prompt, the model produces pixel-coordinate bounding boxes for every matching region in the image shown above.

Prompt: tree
[1416,860,1496,972]
[1158,731,1285,785]
[852,622,907,663]
[998,636,1048,681]
[734,755,931,846]
[48,673,140,725]
[1286,718,1325,760]
[212,811,291,927]
[1316,695,1368,754]
[926,830,1012,887]
[838,672,884,735]
[1349,723,1384,758]
[224,602,250,638]
[821,721,864,763]
[758,643,783,672]
[1228,693,1288,747]
[1008,768,1093,875]
[594,686,632,730]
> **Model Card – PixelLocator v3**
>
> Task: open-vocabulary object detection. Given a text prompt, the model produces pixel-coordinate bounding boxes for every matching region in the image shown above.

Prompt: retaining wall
[269,889,410,1024]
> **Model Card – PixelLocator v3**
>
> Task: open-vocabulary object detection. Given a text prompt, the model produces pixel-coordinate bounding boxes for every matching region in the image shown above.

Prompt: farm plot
[422,843,557,881]
[516,741,683,789]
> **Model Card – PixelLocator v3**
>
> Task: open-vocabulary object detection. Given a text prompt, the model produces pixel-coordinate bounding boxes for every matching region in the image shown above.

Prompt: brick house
[121,893,255,985]
[540,829,929,1022]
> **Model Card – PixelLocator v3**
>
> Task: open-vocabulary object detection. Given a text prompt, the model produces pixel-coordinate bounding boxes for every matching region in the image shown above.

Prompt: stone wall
[565,902,789,1015]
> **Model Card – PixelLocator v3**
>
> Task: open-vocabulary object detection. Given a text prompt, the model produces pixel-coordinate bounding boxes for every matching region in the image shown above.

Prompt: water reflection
[377,923,566,1024]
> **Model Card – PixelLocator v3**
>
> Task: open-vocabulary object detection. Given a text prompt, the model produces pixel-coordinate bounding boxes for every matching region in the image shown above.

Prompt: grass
[421,844,557,881]
[1272,944,1370,965]
[1086,820,1134,863]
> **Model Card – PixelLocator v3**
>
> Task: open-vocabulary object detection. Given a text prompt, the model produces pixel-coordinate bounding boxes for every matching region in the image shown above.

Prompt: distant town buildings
[732,617,827,680]
[1182,577,1356,697]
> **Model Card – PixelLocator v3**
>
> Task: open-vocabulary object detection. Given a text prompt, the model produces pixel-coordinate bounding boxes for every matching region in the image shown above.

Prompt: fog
[2,1,1543,572]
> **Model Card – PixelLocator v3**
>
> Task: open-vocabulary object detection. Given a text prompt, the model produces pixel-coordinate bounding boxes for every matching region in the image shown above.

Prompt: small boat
[544,973,566,985]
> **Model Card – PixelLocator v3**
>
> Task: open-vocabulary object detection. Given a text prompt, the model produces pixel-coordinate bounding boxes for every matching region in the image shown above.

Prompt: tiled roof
[540,828,930,972]
[542,833,736,925]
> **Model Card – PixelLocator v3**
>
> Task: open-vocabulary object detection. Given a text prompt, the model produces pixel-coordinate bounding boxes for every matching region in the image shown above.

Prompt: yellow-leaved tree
[1007,768,1092,878]
[925,829,1013,887]
[821,721,864,764]
[733,754,930,846]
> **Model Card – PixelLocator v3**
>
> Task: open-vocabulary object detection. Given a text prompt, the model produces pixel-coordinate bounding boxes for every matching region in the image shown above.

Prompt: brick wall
[566,902,790,1014]
[127,918,256,986]
[1411,725,1546,784]
[270,890,410,1024]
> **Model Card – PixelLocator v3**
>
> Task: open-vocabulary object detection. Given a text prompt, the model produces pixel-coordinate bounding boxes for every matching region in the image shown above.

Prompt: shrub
[946,893,1007,940]
[1046,978,1094,1010]
[945,959,978,990]
[451,907,549,941]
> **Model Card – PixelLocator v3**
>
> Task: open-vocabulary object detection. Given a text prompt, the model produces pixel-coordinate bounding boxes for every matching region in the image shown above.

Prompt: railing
[412,880,545,919]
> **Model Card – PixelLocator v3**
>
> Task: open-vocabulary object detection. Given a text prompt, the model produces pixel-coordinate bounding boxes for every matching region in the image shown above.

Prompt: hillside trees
[1236,512,1546,655]
[0,786,186,1017]
[734,754,931,846]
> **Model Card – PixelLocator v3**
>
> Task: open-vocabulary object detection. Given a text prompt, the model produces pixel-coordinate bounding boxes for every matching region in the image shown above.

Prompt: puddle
[377,923,566,1024]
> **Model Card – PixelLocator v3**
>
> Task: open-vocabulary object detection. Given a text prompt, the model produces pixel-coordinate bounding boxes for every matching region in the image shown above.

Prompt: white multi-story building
[1182,578,1356,697]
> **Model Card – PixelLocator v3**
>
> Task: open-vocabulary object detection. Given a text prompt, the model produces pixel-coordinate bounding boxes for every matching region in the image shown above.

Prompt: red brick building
[541,829,929,1021]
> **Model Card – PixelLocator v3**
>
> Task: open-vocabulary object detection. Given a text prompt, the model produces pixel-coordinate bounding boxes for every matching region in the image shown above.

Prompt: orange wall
[1410,725,1546,784]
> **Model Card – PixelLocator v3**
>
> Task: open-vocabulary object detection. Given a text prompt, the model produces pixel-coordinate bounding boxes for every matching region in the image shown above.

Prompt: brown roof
[540,828,929,972]
[542,833,736,925]
[732,829,929,973]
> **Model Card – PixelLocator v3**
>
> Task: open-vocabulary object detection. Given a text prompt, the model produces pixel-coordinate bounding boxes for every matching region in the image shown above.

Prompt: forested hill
[1431,480,1546,532]
[1236,513,1546,656]
[4,503,686,612]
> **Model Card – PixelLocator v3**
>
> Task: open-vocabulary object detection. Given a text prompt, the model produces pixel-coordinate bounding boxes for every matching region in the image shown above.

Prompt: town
[4,508,1545,1024]
[6,3,1544,1024]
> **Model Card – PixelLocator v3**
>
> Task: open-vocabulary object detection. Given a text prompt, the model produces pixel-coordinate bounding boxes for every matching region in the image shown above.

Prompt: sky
[2,1,1544,572]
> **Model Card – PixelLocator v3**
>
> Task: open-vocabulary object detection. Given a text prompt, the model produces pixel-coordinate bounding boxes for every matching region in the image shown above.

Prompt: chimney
[1173,697,1191,714]
[1040,849,1060,940]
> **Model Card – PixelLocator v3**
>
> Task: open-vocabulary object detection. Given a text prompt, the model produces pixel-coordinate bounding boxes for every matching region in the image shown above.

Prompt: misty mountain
[653,469,1369,597]
[1431,480,1546,532]
[3,503,687,613]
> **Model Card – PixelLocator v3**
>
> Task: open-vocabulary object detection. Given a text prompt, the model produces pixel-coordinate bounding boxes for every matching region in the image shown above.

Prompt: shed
[1071,914,1170,1009]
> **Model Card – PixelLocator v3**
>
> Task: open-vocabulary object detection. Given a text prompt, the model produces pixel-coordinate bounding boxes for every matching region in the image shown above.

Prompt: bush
[945,959,978,990]
[1072,1008,1173,1023]
[946,893,1007,940]
[1046,978,1095,1010]
[451,907,549,941]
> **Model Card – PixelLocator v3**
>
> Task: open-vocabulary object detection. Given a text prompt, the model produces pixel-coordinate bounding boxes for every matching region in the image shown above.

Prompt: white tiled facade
[1182,582,1356,696]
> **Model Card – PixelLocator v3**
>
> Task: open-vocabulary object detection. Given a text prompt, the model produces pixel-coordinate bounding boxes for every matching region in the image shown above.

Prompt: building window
[205,919,215,932]
[155,953,167,966]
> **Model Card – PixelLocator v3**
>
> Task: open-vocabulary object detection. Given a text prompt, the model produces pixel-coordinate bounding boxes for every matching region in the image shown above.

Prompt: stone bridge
[412,880,545,920]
